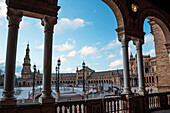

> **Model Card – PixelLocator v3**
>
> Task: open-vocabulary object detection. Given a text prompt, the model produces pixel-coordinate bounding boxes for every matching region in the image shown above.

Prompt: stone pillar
[0,8,23,105]
[39,16,57,104]
[118,35,132,95]
[133,40,146,95]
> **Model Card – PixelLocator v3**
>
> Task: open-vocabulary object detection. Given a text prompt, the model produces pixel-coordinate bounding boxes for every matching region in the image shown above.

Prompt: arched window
[152,67,154,73]
[145,68,149,74]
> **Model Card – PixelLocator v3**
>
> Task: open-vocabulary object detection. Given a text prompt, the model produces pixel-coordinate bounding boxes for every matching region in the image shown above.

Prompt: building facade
[18,44,158,88]
[129,53,158,87]
[18,44,125,87]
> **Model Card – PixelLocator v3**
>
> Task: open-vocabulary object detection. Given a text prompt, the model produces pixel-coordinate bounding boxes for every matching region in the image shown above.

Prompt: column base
[39,96,55,104]
[55,92,60,102]
[0,91,17,106]
[39,90,55,104]
[137,87,147,95]
[121,87,132,95]
[0,99,17,106]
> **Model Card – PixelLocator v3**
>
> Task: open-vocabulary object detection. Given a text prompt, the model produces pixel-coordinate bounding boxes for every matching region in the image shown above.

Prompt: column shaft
[133,40,146,95]
[0,8,23,105]
[118,35,132,95]
[39,16,57,104]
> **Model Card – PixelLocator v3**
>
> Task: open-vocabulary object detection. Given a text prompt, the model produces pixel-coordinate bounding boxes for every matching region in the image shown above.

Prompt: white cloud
[54,42,75,52]
[59,55,67,64]
[0,0,7,18]
[20,20,30,29]
[0,21,3,26]
[101,39,121,51]
[144,49,155,56]
[36,39,76,52]
[95,55,102,59]
[62,68,75,72]
[145,34,154,43]
[36,44,43,50]
[88,63,99,66]
[36,21,43,30]
[79,46,97,56]
[55,18,89,34]
[120,43,136,57]
[54,55,67,64]
[91,55,102,59]
[0,59,5,64]
[67,51,76,57]
[109,59,122,68]
[107,54,116,59]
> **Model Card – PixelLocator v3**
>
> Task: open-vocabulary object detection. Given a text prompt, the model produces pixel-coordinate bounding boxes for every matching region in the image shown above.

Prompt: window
[152,67,154,73]
[145,68,149,74]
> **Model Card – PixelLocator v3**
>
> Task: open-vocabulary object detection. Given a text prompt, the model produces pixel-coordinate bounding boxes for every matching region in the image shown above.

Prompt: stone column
[0,8,23,105]
[133,40,146,95]
[39,16,57,104]
[118,35,132,95]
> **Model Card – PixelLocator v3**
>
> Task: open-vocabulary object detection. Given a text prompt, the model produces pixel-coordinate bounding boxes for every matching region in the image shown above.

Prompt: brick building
[18,44,159,89]
[129,53,158,88]
[18,44,126,87]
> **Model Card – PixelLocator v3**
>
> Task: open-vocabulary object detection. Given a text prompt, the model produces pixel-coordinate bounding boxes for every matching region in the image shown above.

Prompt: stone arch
[102,0,125,29]
[139,8,170,43]
[23,81,25,86]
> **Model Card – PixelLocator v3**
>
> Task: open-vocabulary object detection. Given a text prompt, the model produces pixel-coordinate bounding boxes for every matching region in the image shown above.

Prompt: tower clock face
[131,3,138,12]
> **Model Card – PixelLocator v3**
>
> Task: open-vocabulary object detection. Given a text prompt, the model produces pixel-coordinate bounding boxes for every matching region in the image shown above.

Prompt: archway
[140,10,170,92]
[23,81,25,86]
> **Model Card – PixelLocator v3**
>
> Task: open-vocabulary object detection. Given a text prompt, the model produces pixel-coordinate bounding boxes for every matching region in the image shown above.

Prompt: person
[82,96,84,100]
[134,89,136,93]
[150,88,153,93]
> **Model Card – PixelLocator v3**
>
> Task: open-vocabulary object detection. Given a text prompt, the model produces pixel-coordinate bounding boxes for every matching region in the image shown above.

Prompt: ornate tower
[21,43,31,76]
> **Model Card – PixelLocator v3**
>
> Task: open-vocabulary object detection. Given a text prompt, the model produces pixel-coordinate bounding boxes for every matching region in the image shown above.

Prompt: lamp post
[56,58,61,102]
[32,65,36,101]
[117,69,121,95]
[55,66,58,92]
[82,61,86,98]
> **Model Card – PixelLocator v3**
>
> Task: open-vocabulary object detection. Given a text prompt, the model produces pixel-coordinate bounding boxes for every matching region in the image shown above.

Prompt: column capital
[7,8,23,27]
[118,34,131,47]
[133,39,144,50]
[41,16,57,33]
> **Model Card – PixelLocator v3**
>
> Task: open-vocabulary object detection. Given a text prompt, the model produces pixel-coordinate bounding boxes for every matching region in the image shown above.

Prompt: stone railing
[55,96,128,113]
[1,92,170,113]
[0,96,129,113]
[148,92,170,111]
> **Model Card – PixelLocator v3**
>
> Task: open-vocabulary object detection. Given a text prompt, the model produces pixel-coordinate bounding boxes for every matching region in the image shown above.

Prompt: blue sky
[0,0,155,76]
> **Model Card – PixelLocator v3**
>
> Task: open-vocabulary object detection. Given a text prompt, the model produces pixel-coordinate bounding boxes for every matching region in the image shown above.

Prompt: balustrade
[148,92,170,111]
[1,92,170,113]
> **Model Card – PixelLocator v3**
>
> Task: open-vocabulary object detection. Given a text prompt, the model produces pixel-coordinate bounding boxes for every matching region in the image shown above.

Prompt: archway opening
[142,16,170,92]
